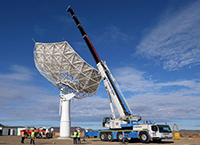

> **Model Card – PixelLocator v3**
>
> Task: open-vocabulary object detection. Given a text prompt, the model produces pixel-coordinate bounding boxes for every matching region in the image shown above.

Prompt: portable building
[0,123,4,136]
[2,126,25,136]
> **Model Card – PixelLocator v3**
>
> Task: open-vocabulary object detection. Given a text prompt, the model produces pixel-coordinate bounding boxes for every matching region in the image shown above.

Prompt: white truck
[67,6,173,143]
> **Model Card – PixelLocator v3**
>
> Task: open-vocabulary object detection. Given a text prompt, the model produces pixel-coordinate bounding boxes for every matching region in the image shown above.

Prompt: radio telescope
[34,41,102,138]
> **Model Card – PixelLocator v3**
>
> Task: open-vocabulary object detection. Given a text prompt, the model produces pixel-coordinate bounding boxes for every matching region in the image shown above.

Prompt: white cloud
[69,82,200,123]
[127,92,200,122]
[0,65,34,82]
[103,25,130,43]
[113,66,200,94]
[93,25,133,45]
[113,67,155,92]
[0,65,60,123]
[64,66,200,124]
[70,96,111,121]
[1,65,200,128]
[109,66,200,121]
[157,80,197,89]
[34,25,46,37]
[136,1,200,71]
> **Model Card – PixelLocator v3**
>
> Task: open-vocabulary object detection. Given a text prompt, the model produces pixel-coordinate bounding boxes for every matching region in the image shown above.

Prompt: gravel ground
[0,136,200,145]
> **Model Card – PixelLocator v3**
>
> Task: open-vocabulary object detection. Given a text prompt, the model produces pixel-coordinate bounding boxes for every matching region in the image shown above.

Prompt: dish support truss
[34,41,102,99]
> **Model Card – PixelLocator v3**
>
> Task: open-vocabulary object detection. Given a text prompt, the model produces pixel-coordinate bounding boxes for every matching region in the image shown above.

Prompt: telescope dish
[34,41,102,99]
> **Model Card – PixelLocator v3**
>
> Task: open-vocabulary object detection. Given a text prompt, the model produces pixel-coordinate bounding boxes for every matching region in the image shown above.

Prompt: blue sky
[0,0,200,130]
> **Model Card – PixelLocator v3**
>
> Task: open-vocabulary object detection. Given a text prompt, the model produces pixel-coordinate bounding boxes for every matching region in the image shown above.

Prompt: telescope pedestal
[59,93,75,138]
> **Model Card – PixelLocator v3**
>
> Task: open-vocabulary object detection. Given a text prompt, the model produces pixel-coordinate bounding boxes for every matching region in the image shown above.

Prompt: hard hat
[75,129,77,132]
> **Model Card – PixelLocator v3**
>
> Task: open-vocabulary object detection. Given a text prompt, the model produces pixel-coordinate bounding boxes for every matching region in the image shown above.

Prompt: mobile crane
[67,6,173,143]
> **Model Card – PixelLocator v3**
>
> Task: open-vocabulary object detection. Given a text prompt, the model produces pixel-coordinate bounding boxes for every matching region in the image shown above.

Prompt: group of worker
[21,130,36,144]
[73,129,81,144]
[22,129,81,144]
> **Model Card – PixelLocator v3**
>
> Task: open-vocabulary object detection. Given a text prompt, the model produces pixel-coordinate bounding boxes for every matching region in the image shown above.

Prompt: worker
[77,129,81,144]
[122,131,128,144]
[30,130,35,144]
[21,130,25,144]
[73,129,77,144]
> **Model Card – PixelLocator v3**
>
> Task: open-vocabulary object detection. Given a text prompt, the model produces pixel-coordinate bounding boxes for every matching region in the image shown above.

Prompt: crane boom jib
[67,6,101,64]
[67,6,140,121]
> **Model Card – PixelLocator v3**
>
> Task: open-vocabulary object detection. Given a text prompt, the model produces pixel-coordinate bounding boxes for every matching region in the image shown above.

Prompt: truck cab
[150,124,172,141]
[133,123,172,142]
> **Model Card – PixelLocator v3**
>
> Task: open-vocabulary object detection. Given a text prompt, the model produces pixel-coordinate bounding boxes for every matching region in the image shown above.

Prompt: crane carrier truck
[67,6,173,143]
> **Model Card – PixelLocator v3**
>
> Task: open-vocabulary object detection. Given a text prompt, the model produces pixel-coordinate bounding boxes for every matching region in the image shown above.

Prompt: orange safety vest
[21,131,25,137]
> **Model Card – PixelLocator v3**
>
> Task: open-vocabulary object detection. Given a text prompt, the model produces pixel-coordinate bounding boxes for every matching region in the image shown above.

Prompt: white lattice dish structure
[34,41,102,99]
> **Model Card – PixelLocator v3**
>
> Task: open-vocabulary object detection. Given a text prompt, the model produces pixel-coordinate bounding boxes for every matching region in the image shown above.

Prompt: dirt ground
[0,136,200,145]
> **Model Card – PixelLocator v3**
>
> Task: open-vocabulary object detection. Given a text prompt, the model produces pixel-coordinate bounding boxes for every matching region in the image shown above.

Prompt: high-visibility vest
[73,132,77,137]
[31,132,35,138]
[21,131,25,137]
[77,132,81,138]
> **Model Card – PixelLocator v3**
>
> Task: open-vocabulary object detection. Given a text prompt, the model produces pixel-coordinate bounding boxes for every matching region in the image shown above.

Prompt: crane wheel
[117,132,123,142]
[139,132,150,143]
[107,133,113,142]
[100,132,107,141]
[35,132,40,138]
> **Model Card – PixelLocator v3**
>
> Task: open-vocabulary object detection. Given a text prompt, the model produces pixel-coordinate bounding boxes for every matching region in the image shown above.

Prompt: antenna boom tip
[66,5,71,12]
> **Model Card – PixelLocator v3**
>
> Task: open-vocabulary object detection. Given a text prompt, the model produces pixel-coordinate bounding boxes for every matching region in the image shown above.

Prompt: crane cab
[102,117,129,129]
[102,117,111,128]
